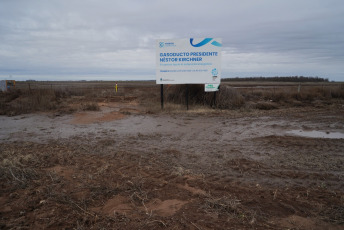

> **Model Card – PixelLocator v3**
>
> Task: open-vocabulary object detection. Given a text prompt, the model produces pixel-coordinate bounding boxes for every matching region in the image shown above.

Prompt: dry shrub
[203,196,242,216]
[330,84,344,99]
[216,85,245,109]
[291,85,344,101]
[0,90,21,115]
[0,150,39,189]
[320,205,344,224]
[0,90,21,102]
[240,84,344,107]
[0,165,38,189]
[264,91,287,102]
[240,89,262,101]
[166,84,246,109]
[0,87,104,115]
[144,101,162,114]
[81,102,100,111]
[241,88,290,103]
[0,89,59,115]
[203,195,258,225]
[302,87,329,100]
[255,102,278,110]
[167,84,206,105]
[13,89,58,113]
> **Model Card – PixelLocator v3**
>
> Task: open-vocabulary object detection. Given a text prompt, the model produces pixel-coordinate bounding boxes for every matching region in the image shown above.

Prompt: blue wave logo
[212,68,218,76]
[159,42,165,48]
[190,38,222,47]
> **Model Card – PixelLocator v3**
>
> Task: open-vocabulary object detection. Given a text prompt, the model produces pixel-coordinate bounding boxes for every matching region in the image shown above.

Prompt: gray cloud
[0,0,343,81]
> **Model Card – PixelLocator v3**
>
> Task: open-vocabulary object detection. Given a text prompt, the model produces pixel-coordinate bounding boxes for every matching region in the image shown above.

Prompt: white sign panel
[156,38,222,84]
[205,83,220,92]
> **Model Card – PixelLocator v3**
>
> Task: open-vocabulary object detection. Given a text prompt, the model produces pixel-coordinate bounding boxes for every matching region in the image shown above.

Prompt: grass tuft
[81,102,100,111]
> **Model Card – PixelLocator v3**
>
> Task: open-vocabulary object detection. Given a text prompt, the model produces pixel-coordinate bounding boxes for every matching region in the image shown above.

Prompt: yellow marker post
[115,83,118,93]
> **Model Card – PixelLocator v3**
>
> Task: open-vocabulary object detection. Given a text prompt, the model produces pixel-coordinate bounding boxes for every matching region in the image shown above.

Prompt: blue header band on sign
[190,38,222,47]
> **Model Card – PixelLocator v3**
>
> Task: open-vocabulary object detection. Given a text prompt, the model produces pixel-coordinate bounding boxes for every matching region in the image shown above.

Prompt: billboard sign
[156,38,222,84]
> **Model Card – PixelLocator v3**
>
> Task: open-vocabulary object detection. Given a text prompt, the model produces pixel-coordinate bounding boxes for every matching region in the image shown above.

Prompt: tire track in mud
[2,106,344,229]
[244,135,344,189]
[88,126,344,193]
[2,137,343,229]
[112,134,343,192]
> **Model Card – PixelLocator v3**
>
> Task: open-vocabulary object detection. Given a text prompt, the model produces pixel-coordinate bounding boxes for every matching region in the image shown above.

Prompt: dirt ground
[1,91,344,229]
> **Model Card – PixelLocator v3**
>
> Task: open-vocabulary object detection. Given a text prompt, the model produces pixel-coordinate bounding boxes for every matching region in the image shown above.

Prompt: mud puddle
[286,129,344,139]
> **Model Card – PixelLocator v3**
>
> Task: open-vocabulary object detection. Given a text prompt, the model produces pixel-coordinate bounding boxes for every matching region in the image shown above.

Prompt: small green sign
[205,83,219,92]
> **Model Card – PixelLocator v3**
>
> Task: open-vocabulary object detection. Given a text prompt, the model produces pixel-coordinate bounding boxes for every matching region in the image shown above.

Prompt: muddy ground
[1,95,344,229]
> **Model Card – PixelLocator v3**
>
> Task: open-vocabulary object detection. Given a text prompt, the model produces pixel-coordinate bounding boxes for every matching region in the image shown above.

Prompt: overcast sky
[0,0,343,81]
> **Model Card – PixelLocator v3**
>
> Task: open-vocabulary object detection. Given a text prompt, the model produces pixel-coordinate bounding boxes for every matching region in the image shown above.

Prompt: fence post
[298,83,301,94]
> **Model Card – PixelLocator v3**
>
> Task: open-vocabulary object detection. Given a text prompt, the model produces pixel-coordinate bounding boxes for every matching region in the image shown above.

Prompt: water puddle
[286,130,344,139]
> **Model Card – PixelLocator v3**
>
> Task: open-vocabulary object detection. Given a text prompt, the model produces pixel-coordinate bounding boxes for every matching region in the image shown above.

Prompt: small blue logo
[190,38,222,47]
[159,42,176,48]
[212,68,218,76]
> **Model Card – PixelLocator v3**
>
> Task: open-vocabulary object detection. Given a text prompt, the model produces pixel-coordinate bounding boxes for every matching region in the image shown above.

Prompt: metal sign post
[161,84,164,110]
[186,85,189,110]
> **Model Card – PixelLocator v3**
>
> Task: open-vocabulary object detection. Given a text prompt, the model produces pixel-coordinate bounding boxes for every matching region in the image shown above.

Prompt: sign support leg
[161,84,164,110]
[213,92,216,108]
[186,84,189,110]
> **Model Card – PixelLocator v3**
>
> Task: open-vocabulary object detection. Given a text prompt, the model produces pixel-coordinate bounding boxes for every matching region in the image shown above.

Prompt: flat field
[1,81,344,229]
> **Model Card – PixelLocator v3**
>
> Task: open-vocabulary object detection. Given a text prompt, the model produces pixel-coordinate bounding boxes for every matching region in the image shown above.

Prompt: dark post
[186,84,189,110]
[213,91,217,108]
[161,84,164,110]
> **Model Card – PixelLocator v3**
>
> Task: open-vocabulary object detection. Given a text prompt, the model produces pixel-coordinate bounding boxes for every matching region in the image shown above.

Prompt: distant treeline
[222,76,329,82]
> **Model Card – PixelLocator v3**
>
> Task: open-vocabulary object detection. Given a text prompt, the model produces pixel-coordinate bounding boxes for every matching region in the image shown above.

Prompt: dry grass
[204,196,241,214]
[1,134,343,229]
[0,148,39,189]
[0,89,58,115]
[81,102,100,111]
[164,83,344,111]
[202,195,259,226]
[320,205,344,224]
[1,81,343,115]
[255,102,278,110]
[164,84,245,109]
[216,85,245,109]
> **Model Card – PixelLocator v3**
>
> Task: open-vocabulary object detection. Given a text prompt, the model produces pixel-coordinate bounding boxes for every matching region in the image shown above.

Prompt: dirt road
[1,102,343,229]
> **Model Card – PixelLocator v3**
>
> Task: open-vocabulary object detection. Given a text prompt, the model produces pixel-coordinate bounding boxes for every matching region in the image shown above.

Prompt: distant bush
[222,76,329,82]
[255,102,278,110]
[13,89,58,113]
[0,89,58,115]
[81,102,100,111]
[330,83,344,98]
[167,84,206,105]
[166,84,245,109]
[216,86,245,109]
[164,82,344,111]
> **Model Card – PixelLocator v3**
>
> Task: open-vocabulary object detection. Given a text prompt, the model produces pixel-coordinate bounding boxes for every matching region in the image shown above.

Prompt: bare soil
[1,88,344,229]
